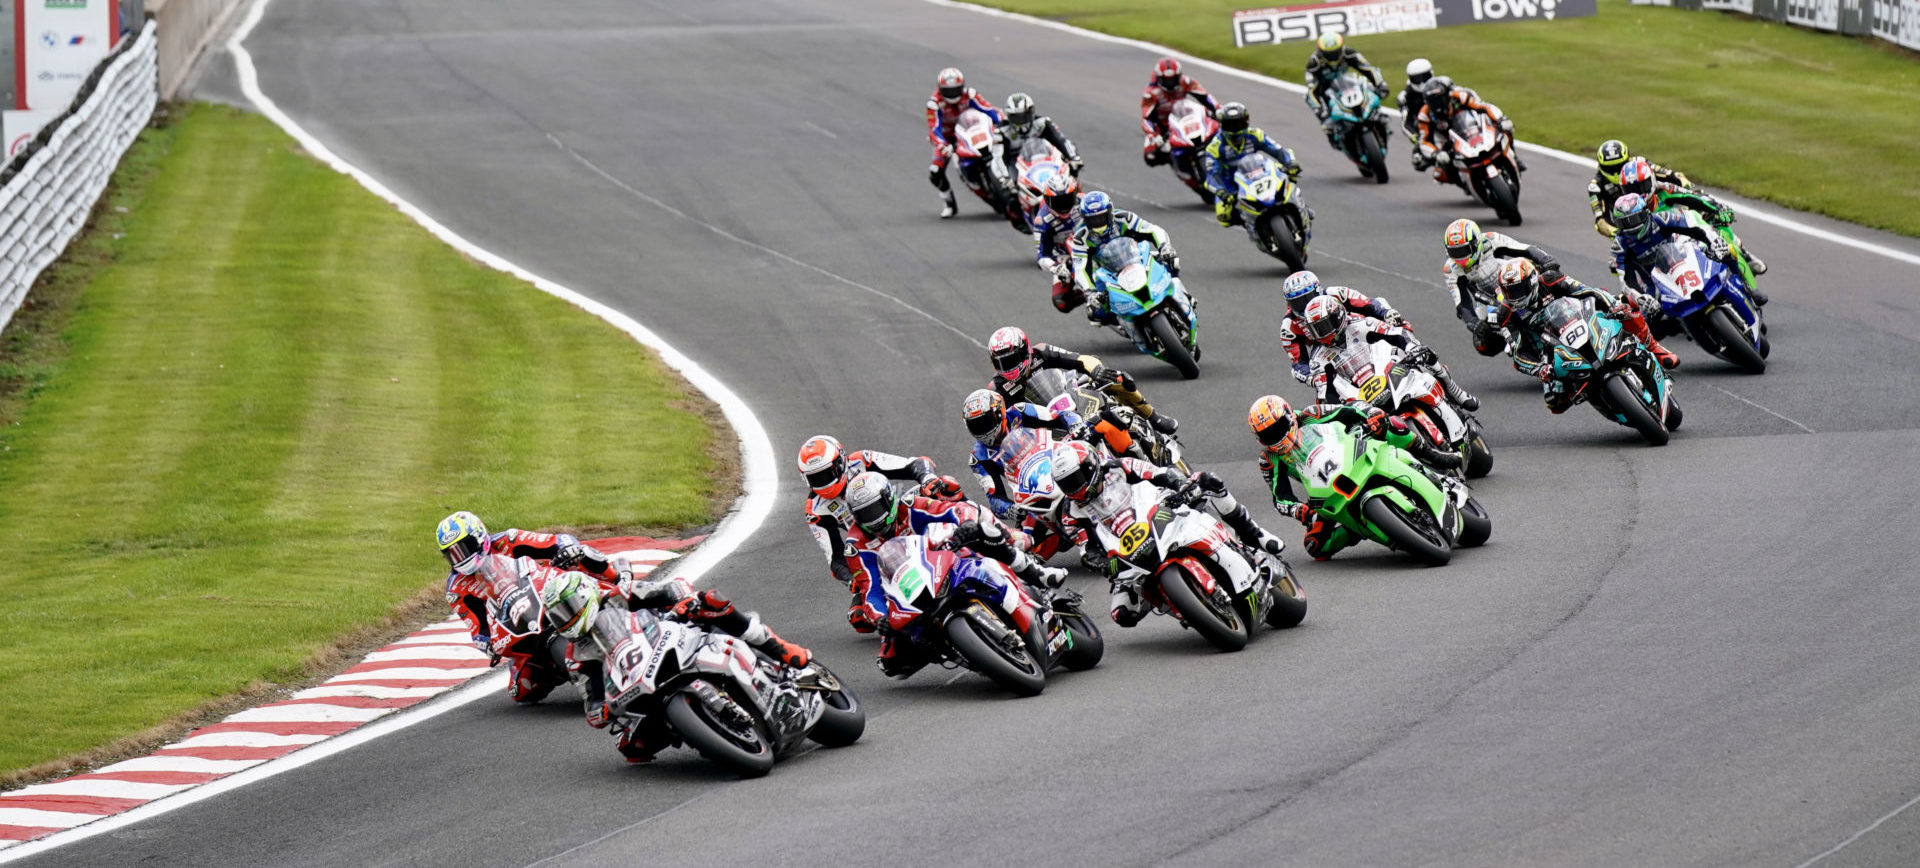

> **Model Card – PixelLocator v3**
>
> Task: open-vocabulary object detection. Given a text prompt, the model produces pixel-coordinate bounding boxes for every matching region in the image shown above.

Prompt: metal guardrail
[1635,0,1920,50]
[0,22,157,333]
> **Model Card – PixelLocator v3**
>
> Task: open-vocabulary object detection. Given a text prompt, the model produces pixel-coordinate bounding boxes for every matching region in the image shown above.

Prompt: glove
[1115,370,1137,392]
[1373,85,1390,99]
[1279,501,1314,524]
[1285,162,1302,179]
[919,475,964,503]
[1383,309,1406,328]
[848,605,877,634]
[1191,470,1227,496]
[1290,361,1311,384]
[1033,565,1068,589]
[938,142,955,159]
[1214,200,1235,227]
[1159,252,1181,276]
[1409,344,1438,366]
[1068,157,1084,175]
[1709,237,1731,259]
[552,534,585,569]
[1498,117,1513,133]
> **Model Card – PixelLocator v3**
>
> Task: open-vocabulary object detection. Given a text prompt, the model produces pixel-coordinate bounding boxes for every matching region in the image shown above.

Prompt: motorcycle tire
[1265,212,1307,273]
[1705,307,1766,374]
[1156,560,1251,652]
[1359,129,1388,184]
[805,664,866,748]
[1148,312,1200,380]
[1603,374,1670,446]
[1263,561,1308,629]
[1458,497,1493,548]
[1665,393,1684,431]
[943,606,1047,696]
[1361,494,1452,566]
[1464,420,1494,479]
[1053,608,1105,671]
[664,685,776,778]
[1487,174,1522,226]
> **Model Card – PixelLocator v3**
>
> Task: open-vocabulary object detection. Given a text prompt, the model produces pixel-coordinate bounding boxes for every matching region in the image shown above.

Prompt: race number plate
[1357,375,1388,403]
[1116,522,1152,557]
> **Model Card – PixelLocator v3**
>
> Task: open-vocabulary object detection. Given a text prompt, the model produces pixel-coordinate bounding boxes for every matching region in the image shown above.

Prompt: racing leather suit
[926,87,1003,202]
[1304,47,1387,138]
[1486,274,1669,412]
[1442,232,1562,356]
[445,529,624,651]
[998,115,1081,173]
[991,340,1164,433]
[1200,129,1302,235]
[1140,75,1220,162]
[804,449,938,631]
[1587,161,1693,237]
[1416,87,1510,185]
[1259,404,1425,559]
[1033,208,1085,312]
[1279,285,1399,383]
[1068,210,1179,327]
[969,404,1084,521]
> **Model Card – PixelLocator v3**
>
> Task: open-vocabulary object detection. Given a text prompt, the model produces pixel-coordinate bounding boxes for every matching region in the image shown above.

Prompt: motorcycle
[953,108,1026,231]
[1537,295,1682,446]
[1626,214,1768,374]
[1155,96,1219,205]
[1088,237,1202,380]
[1315,337,1492,478]
[1011,137,1071,232]
[1325,72,1391,183]
[593,605,865,778]
[1080,479,1307,651]
[1291,420,1491,567]
[875,532,1103,696]
[1227,152,1312,272]
[484,562,573,704]
[1025,366,1190,473]
[1444,109,1523,226]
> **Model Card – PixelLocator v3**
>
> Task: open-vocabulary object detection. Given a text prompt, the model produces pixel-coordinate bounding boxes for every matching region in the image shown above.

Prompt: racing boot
[877,633,930,679]
[1078,541,1110,575]
[1407,435,1463,471]
[1218,498,1285,557]
[1051,279,1085,313]
[1146,410,1179,435]
[1009,550,1067,590]
[1430,363,1480,412]
[931,167,958,218]
[1617,305,1680,369]
[940,190,958,219]
[1108,571,1149,628]
[741,615,811,668]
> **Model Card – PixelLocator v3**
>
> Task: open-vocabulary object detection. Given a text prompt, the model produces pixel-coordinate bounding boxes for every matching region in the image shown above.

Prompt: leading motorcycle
[1289,420,1491,566]
[1325,71,1391,183]
[953,108,1026,231]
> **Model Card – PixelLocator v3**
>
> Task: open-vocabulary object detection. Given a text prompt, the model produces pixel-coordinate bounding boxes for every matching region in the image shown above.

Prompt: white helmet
[1406,58,1434,88]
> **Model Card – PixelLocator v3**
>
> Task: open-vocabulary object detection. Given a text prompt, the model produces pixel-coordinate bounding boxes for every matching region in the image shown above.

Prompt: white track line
[919,0,1920,269]
[0,0,779,855]
[1796,789,1920,867]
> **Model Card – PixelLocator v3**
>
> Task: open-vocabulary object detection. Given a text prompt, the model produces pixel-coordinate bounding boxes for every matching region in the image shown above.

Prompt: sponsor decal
[1234,0,1438,46]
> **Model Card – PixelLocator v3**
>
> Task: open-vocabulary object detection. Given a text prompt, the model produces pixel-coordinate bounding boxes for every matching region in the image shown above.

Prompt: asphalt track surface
[28,1,1920,865]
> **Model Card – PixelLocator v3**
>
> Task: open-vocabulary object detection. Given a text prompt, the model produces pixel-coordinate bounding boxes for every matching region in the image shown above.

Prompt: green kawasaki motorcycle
[1292,420,1491,566]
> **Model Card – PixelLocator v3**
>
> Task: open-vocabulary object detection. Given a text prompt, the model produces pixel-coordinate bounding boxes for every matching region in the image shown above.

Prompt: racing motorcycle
[484,561,574,704]
[1537,295,1681,446]
[985,425,1076,561]
[1443,109,1522,226]
[1011,137,1071,232]
[1025,366,1190,473]
[1153,96,1219,205]
[1315,337,1492,478]
[1226,152,1312,273]
[1089,237,1201,380]
[876,531,1103,696]
[592,605,865,778]
[1290,419,1491,567]
[1080,478,1307,651]
[1624,213,1768,374]
[1325,71,1391,183]
[954,108,1026,231]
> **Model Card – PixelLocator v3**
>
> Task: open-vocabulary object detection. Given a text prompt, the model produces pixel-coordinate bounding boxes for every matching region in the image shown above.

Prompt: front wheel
[1156,560,1251,652]
[1464,421,1493,479]
[1361,494,1451,566]
[1264,212,1307,273]
[1146,312,1200,380]
[1263,561,1308,629]
[1359,129,1388,184]
[1053,608,1105,671]
[1486,174,1521,226]
[1704,307,1766,374]
[664,686,776,778]
[943,606,1047,696]
[1602,373,1670,446]
[805,665,865,748]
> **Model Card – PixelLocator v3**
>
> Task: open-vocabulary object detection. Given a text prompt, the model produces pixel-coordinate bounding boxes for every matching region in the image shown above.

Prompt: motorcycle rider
[1488,257,1677,414]
[1589,140,1760,273]
[1613,157,1768,301]
[1068,191,1184,328]
[926,67,1004,219]
[1303,33,1388,150]
[843,471,1066,677]
[1277,270,1406,385]
[1441,218,1568,357]
[1398,59,1440,169]
[1140,57,1221,178]
[1607,192,1749,310]
[1050,440,1284,627]
[998,92,1083,176]
[1200,103,1303,236]
[1032,173,1086,313]
[1247,395,1443,560]
[796,435,958,633]
[437,511,628,659]
[1416,77,1519,186]
[1299,295,1481,413]
[987,324,1180,436]
[963,388,1086,521]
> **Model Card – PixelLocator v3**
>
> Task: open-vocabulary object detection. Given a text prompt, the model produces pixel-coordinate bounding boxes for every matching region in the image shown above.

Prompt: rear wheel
[1603,374,1670,446]
[1053,608,1105,671]
[1487,174,1521,226]
[1359,129,1388,184]
[1458,497,1492,548]
[1464,421,1494,479]
[1263,561,1309,629]
[805,664,865,748]
[1156,560,1250,652]
[943,606,1047,696]
[1704,307,1766,374]
[664,685,775,778]
[1264,212,1307,273]
[1147,313,1200,380]
[1361,494,1451,566]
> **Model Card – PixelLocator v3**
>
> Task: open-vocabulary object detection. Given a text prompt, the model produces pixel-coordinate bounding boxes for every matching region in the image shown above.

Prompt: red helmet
[1049,441,1105,502]
[988,326,1035,381]
[1154,58,1183,91]
[797,435,848,499]
[1619,156,1655,199]
[937,67,966,105]
[1301,295,1347,345]
[963,389,1008,447]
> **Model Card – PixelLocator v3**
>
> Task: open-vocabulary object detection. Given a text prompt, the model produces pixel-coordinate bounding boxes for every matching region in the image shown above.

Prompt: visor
[443,536,484,575]
[1047,192,1077,214]
[1056,461,1097,501]
[1156,75,1180,91]
[1447,242,1478,264]
[852,494,896,534]
[939,85,965,101]
[1008,109,1033,126]
[990,345,1028,377]
[966,411,1003,443]
[1615,210,1650,236]
[1254,416,1295,447]
[1304,314,1340,342]
[804,458,845,496]
[1083,211,1111,232]
[1625,178,1652,198]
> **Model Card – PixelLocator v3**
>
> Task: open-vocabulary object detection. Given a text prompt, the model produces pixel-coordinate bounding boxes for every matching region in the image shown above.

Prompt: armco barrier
[0,23,157,334]
[1635,0,1920,50]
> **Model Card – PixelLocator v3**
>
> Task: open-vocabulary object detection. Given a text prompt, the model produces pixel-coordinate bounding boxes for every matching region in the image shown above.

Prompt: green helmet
[540,571,602,640]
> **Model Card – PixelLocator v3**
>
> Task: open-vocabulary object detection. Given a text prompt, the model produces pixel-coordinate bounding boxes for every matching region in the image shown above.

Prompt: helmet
[436,511,489,575]
[1154,57,1183,91]
[963,388,1008,447]
[1619,156,1655,199]
[1282,270,1324,316]
[1216,102,1251,138]
[937,67,966,105]
[1316,32,1345,60]
[1049,441,1104,503]
[1596,139,1630,183]
[1424,76,1454,113]
[1079,190,1114,234]
[540,571,601,641]
[846,471,904,538]
[1406,58,1433,88]
[1042,172,1080,219]
[1005,92,1034,129]
[1611,193,1653,239]
[797,435,848,499]
[1444,218,1487,268]
[1496,259,1543,316]
[988,326,1035,381]
[1301,295,1347,344]
[1248,395,1298,451]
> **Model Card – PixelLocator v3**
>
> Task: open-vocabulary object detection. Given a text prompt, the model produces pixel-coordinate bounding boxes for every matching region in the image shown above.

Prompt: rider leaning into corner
[1606,192,1758,309]
[1487,256,1677,414]
[987,324,1181,435]
[1297,293,1481,413]
[925,67,1003,219]
[1302,33,1388,149]
[795,435,958,633]
[1277,270,1405,385]
[437,511,626,655]
[1415,77,1523,185]
[998,92,1083,174]
[1247,395,1446,560]
[1139,57,1221,172]
[1032,173,1087,313]
[1200,102,1304,238]
[1588,141,1766,288]
[1441,218,1569,357]
[1066,192,1183,329]
[1397,58,1443,169]
[962,387,1085,521]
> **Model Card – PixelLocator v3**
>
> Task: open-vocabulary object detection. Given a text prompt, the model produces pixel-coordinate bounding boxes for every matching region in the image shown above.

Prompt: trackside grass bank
[0,104,722,778]
[979,0,1920,236]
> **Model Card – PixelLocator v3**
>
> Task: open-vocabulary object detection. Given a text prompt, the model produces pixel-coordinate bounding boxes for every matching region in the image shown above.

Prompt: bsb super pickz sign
[1232,0,1594,46]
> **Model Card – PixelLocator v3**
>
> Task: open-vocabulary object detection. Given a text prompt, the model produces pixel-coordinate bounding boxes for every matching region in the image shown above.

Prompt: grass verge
[978,0,1920,236]
[0,103,723,777]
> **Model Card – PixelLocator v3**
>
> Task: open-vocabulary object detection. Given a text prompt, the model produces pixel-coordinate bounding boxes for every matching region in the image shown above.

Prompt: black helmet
[1217,102,1250,135]
[1424,76,1454,113]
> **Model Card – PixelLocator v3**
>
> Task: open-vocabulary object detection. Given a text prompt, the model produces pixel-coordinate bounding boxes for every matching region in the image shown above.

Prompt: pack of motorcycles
[518,69,1771,779]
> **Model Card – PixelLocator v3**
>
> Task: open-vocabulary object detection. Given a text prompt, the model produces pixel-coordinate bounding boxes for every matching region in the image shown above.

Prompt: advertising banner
[17,0,118,111]
[1432,0,1598,26]
[3,108,59,156]
[1233,0,1438,46]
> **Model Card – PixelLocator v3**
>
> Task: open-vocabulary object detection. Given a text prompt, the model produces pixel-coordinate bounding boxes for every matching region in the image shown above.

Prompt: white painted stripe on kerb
[222,704,394,724]
[386,634,482,647]
[325,667,488,684]
[169,731,331,749]
[92,756,264,775]
[0,809,100,829]
[4,780,195,801]
[291,684,449,701]
[917,0,1920,269]
[360,646,487,663]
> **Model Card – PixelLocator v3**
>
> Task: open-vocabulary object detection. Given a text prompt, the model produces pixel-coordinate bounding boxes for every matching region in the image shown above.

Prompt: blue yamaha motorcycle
[1625,215,1768,374]
[1089,238,1201,380]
